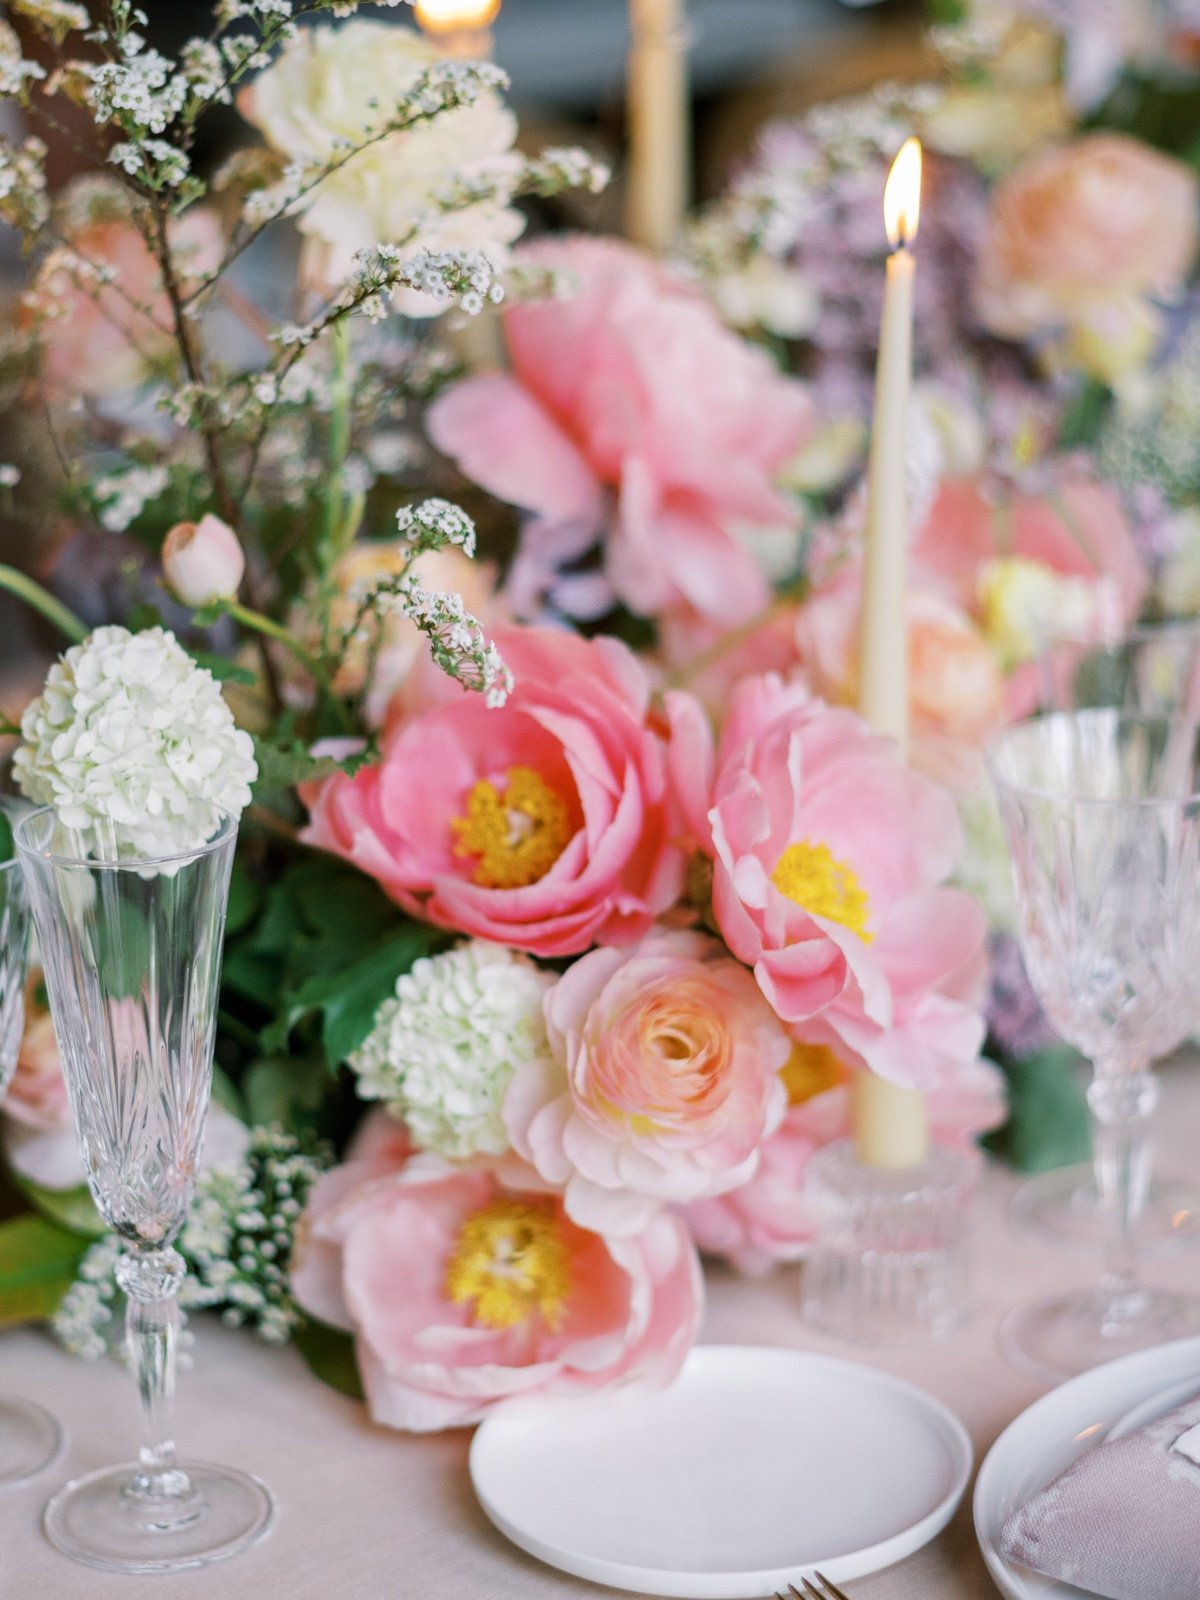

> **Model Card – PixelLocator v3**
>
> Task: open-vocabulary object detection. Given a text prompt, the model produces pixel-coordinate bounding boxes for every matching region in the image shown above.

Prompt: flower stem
[0,564,87,643]
[223,600,353,733]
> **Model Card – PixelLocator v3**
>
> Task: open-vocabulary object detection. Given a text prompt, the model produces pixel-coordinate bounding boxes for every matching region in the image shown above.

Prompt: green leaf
[225,862,264,938]
[252,736,375,796]
[190,651,256,687]
[0,810,12,864]
[294,1318,364,1402]
[1057,379,1113,451]
[242,1056,328,1132]
[16,1180,106,1239]
[985,1046,1092,1174]
[0,1214,88,1325]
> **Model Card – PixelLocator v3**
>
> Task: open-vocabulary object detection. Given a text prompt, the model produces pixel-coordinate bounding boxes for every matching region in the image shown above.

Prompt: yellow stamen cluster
[452,766,572,889]
[780,1042,845,1107]
[770,841,873,941]
[446,1199,571,1332]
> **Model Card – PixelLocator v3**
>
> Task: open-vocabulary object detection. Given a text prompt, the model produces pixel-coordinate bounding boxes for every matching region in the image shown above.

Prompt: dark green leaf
[252,736,375,797]
[210,1063,248,1121]
[190,651,256,686]
[243,1056,328,1131]
[225,862,264,937]
[985,1046,1092,1173]
[0,1214,88,1325]
[294,1319,364,1401]
[1056,379,1112,451]
[0,810,12,864]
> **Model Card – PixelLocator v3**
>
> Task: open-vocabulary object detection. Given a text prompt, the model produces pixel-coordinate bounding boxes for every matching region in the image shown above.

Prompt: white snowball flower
[350,941,553,1159]
[240,20,524,309]
[14,625,258,861]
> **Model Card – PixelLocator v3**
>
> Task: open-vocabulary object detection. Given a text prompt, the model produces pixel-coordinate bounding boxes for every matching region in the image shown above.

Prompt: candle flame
[415,0,500,32]
[883,137,922,251]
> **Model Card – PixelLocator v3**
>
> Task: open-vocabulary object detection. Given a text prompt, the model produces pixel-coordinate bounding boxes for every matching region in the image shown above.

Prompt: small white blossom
[350,942,553,1159]
[92,464,170,532]
[0,465,20,488]
[10,0,89,43]
[396,496,476,558]
[14,625,258,862]
[0,22,47,98]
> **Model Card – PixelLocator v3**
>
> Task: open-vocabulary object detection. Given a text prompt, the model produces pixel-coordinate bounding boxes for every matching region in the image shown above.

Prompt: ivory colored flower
[162,515,245,608]
[684,1040,1006,1274]
[666,675,987,1088]
[301,624,683,958]
[290,1141,703,1432]
[505,930,790,1235]
[428,236,813,627]
[975,133,1198,376]
[14,626,257,861]
[239,20,524,301]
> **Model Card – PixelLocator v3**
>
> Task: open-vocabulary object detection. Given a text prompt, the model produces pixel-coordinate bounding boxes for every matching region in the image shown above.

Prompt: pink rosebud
[162,514,245,607]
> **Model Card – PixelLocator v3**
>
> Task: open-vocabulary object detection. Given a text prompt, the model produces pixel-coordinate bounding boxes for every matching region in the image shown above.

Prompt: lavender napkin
[1001,1390,1200,1599]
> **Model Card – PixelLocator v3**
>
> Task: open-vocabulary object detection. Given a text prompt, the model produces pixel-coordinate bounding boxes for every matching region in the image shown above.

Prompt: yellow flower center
[445,1199,571,1332]
[770,841,873,941]
[452,766,572,890]
[780,1042,845,1107]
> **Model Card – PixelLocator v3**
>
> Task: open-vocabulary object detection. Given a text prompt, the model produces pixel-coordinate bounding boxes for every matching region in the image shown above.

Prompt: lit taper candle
[626,0,690,253]
[415,0,501,59]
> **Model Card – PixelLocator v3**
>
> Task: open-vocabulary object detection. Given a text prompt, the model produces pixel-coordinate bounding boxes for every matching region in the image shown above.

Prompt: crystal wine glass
[0,849,64,1486]
[15,808,273,1572]
[988,711,1200,1379]
[1025,616,1200,1250]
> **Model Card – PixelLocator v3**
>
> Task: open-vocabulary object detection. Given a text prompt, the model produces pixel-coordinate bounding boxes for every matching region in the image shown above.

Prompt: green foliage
[923,0,968,23]
[0,1215,89,1326]
[1057,379,1113,452]
[251,736,376,797]
[190,651,257,687]
[222,856,444,1071]
[0,810,12,864]
[985,1046,1092,1173]
[242,1056,329,1133]
[16,1179,106,1239]
[294,1318,365,1402]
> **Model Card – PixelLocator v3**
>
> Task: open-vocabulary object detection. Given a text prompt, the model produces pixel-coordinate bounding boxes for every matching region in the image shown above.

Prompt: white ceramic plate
[974,1336,1200,1600]
[470,1344,972,1599]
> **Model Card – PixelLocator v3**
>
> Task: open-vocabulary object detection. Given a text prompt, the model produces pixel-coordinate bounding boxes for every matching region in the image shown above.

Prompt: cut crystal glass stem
[117,1247,191,1506]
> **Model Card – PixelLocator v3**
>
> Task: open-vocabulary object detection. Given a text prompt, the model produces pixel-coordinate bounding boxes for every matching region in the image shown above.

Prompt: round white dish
[470,1343,972,1600]
[974,1335,1200,1600]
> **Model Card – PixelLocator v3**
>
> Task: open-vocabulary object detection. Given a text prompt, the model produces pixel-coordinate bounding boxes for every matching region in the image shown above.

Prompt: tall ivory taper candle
[414,0,500,59]
[627,0,689,253]
[854,137,929,1171]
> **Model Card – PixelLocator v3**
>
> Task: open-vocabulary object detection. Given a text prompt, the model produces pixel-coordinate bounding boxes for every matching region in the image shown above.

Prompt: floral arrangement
[6,0,1187,1429]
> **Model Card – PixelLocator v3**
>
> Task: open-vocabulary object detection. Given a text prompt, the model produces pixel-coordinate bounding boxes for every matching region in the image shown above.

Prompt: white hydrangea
[350,942,553,1159]
[14,625,258,861]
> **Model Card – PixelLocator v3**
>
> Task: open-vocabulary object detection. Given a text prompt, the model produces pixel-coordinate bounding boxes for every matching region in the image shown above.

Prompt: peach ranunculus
[504,930,790,1236]
[975,133,1199,378]
[796,573,1006,789]
[684,1040,1006,1274]
[290,1142,703,1432]
[428,237,813,629]
[25,195,223,400]
[301,624,684,958]
[666,675,988,1088]
[3,976,69,1133]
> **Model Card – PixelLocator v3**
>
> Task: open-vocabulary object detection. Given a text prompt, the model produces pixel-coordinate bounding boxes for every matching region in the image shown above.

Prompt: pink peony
[975,133,1197,373]
[666,675,987,1087]
[684,1041,1006,1274]
[505,930,790,1235]
[428,237,813,628]
[290,1144,702,1432]
[301,624,684,958]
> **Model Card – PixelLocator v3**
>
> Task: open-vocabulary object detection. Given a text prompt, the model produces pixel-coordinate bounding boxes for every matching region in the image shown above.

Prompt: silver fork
[775,1573,854,1600]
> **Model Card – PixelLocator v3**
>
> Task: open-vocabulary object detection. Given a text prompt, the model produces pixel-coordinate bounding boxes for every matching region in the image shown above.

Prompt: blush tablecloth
[3,1055,1200,1600]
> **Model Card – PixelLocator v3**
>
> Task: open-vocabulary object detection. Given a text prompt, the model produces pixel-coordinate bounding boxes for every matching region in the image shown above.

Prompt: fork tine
[812,1573,853,1600]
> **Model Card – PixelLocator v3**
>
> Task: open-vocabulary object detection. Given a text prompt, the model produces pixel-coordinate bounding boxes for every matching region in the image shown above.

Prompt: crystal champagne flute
[988,711,1200,1379]
[15,808,273,1572]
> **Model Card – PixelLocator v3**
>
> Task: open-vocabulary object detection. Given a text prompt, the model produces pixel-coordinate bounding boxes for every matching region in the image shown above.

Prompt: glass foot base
[801,1140,975,1346]
[0,1396,62,1488]
[44,1461,275,1573]
[1000,1287,1200,1383]
[1012,1165,1200,1252]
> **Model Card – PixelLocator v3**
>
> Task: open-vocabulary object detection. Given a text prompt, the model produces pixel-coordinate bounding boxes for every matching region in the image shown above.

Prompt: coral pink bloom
[666,675,987,1087]
[302,625,684,958]
[684,1044,1005,1274]
[291,1148,703,1432]
[3,980,69,1133]
[505,930,790,1236]
[428,236,813,628]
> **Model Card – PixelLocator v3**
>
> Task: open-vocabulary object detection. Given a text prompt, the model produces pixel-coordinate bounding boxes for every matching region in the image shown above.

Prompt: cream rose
[239,20,524,306]
[975,133,1199,372]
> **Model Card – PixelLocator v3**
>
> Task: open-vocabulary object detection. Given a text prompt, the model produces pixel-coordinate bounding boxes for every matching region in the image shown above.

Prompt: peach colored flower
[684,1041,1006,1274]
[3,977,68,1133]
[290,1145,702,1432]
[162,515,245,607]
[666,675,987,1087]
[301,624,684,958]
[504,930,790,1236]
[975,133,1198,373]
[428,237,813,628]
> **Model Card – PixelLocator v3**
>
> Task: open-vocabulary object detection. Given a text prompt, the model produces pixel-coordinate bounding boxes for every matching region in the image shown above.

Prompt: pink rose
[505,930,790,1235]
[428,237,813,628]
[290,1148,702,1432]
[975,133,1198,357]
[26,207,223,400]
[685,1042,1006,1274]
[301,624,684,957]
[162,515,245,607]
[666,675,987,1087]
